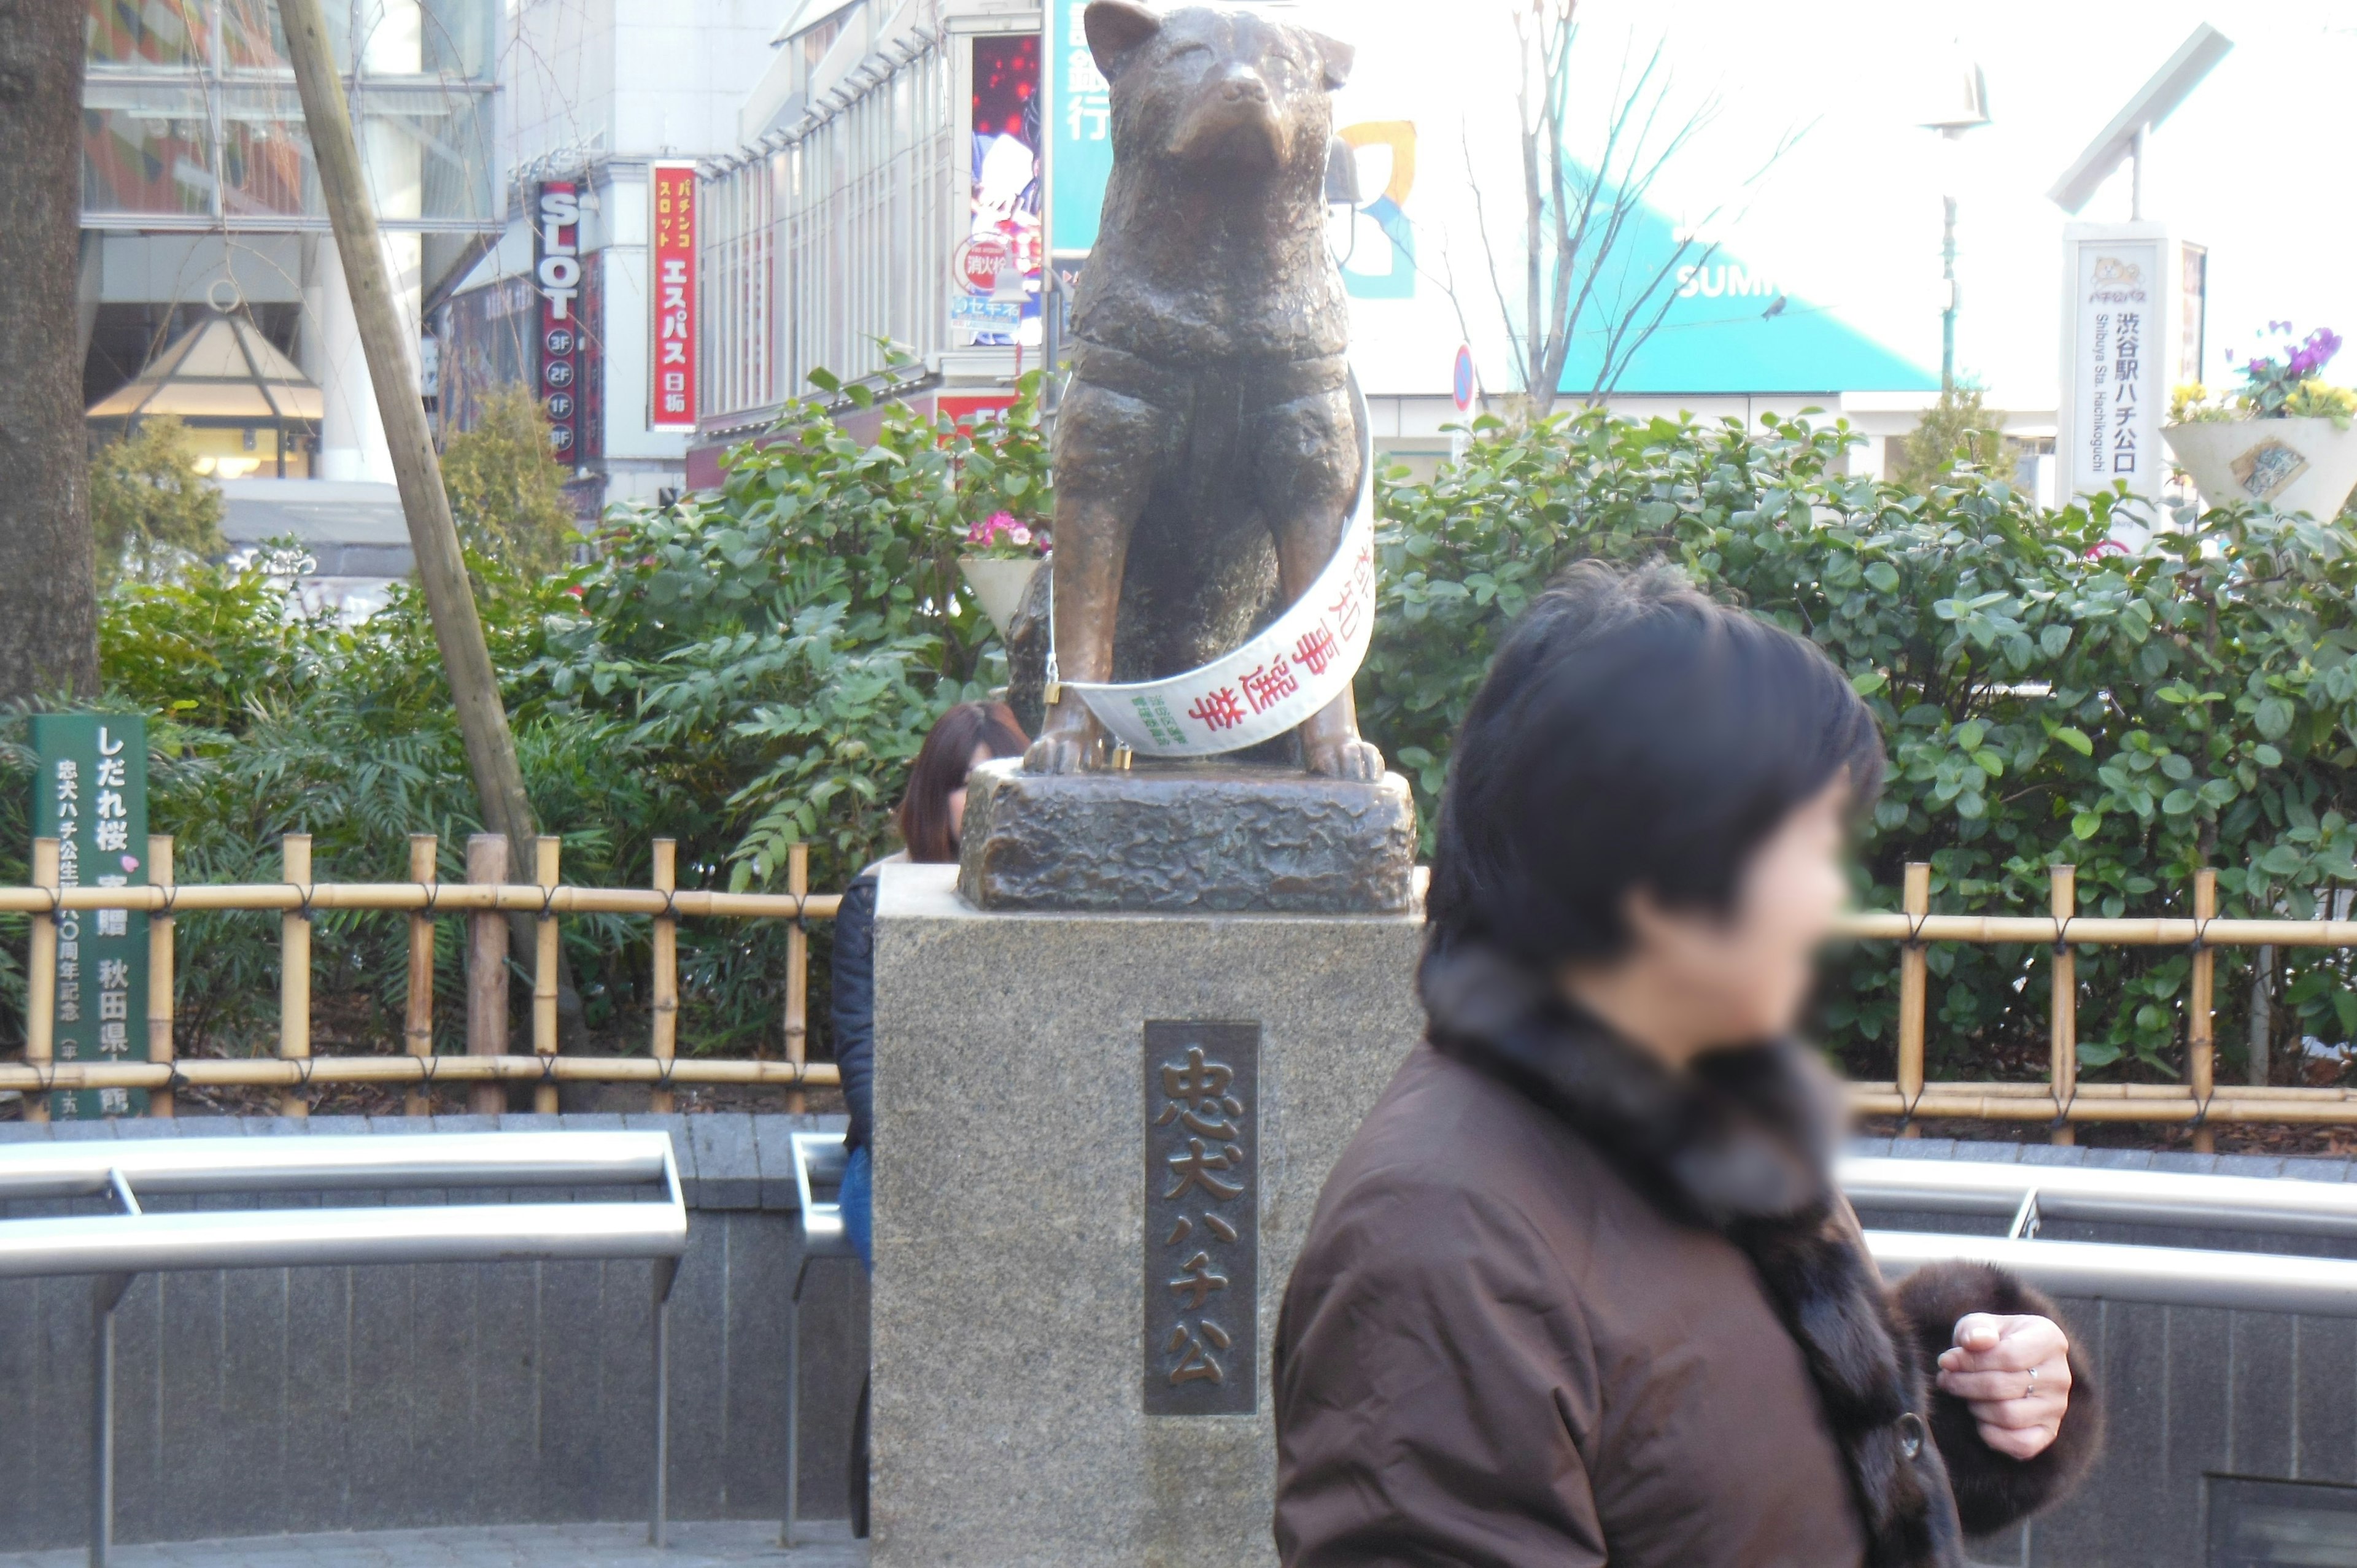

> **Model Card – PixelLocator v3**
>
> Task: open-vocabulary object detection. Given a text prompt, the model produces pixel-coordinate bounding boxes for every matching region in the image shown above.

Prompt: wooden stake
[280,834,312,1117]
[2050,865,2076,1148]
[277,0,547,888]
[24,838,56,1124]
[533,835,560,1114]
[2191,867,2218,1154]
[466,833,508,1116]
[147,836,173,1118]
[650,839,678,1114]
[786,841,808,1116]
[406,834,436,1116]
[1896,862,1930,1140]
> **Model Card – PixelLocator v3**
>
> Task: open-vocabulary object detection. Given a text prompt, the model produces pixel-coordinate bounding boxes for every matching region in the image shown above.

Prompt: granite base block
[956,759,1419,914]
[870,862,1425,1567]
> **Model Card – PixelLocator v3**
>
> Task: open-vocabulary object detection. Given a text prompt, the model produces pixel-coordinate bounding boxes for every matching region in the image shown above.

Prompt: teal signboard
[1553,192,1938,398]
[1045,0,1113,259]
[29,714,148,1120]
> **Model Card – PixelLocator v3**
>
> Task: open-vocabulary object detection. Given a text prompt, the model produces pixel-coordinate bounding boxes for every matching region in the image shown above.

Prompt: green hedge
[1363,407,2357,1085]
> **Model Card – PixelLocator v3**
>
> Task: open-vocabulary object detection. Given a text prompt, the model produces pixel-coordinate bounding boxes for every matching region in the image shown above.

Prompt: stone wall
[0,1113,867,1551]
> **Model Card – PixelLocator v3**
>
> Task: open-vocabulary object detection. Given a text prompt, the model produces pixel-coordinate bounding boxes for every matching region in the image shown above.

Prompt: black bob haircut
[1426,561,1886,970]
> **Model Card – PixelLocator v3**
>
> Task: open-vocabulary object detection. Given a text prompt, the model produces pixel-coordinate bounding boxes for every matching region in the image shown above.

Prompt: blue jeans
[840,1143,873,1273]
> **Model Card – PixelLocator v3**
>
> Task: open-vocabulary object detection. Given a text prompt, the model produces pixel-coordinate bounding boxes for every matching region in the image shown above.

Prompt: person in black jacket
[832,699,1028,1266]
[832,701,1026,1537]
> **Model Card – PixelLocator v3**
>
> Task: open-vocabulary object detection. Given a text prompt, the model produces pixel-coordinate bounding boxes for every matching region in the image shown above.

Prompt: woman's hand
[1935,1313,2072,1460]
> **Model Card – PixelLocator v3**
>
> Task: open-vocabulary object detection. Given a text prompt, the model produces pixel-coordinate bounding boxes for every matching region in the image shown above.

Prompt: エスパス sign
[650,162,699,433]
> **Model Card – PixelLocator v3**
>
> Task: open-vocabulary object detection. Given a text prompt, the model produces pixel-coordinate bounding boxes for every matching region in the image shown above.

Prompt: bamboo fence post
[147,836,174,1118]
[24,838,57,1124]
[650,839,678,1115]
[2190,867,2218,1154]
[1896,862,1930,1140]
[2051,865,2077,1147]
[405,833,436,1116]
[532,836,561,1113]
[785,841,808,1114]
[280,834,312,1118]
[466,833,508,1116]
[2250,945,2274,1088]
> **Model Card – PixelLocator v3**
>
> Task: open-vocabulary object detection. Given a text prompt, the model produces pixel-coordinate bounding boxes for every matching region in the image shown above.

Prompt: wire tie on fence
[653,1053,678,1093]
[292,1056,316,1096]
[2053,916,2075,957]
[418,881,440,917]
[167,1065,189,1095]
[287,883,315,924]
[659,889,679,924]
[1905,911,1929,949]
[2190,1090,2214,1130]
[540,885,558,920]
[2189,916,2213,956]
[417,1054,438,1089]
[155,884,177,918]
[2050,1082,2078,1133]
[538,1052,560,1085]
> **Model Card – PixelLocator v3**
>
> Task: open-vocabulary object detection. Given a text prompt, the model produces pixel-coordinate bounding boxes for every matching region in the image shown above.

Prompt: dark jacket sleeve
[1274,1175,1607,1567]
[829,872,878,1152]
[1887,1262,2103,1537]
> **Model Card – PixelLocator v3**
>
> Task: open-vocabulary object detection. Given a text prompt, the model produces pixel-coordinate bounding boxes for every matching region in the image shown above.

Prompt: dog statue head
[1086,1,1353,173]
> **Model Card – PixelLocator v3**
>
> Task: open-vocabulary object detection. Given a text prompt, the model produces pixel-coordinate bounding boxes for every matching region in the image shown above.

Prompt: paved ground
[0,1521,865,1568]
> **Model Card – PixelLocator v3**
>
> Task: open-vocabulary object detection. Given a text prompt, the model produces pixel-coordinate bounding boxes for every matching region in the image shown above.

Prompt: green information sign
[29,714,148,1120]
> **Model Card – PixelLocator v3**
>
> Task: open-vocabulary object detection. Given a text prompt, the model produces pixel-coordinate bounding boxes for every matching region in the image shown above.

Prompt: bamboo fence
[9,833,837,1122]
[9,838,2357,1149]
[1847,862,2357,1153]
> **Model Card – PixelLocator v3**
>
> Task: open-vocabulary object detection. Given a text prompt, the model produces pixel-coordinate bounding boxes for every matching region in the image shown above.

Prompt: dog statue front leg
[1025,382,1155,774]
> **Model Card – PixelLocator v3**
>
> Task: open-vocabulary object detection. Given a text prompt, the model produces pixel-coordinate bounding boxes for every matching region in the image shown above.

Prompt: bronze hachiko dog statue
[1023,0,1381,781]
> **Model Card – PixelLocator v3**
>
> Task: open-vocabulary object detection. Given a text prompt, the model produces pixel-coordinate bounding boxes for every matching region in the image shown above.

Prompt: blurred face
[1565,774,1852,1064]
[943,741,998,853]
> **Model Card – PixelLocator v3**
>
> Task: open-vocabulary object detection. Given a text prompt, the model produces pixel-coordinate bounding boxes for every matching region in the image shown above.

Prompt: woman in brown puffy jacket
[1274,563,2101,1567]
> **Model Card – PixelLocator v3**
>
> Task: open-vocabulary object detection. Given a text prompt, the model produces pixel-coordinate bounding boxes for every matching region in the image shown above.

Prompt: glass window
[219,88,315,217]
[82,105,214,217]
[85,0,206,70]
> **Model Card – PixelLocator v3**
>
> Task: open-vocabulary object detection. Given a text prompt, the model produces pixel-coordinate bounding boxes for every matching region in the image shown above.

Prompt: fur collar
[1421,937,1970,1568]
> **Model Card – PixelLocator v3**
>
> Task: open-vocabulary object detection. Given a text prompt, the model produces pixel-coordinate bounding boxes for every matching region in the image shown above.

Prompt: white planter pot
[958,555,1045,640]
[2163,417,2357,519]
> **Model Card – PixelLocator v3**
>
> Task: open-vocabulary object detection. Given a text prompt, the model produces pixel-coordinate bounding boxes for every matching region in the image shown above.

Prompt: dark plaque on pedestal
[1144,1019,1260,1416]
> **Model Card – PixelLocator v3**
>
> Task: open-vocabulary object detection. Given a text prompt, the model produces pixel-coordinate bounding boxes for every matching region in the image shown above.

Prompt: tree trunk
[0,2,98,702]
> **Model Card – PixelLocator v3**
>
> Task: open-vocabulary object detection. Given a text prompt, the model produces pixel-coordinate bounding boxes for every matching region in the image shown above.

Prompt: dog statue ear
[1308,30,1355,91]
[1086,1,1163,79]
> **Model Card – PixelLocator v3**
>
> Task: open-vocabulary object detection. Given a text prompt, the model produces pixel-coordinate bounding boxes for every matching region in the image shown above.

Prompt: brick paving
[0,1521,865,1568]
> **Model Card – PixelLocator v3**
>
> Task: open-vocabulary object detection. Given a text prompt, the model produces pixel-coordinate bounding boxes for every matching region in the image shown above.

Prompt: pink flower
[1010,525,1033,546]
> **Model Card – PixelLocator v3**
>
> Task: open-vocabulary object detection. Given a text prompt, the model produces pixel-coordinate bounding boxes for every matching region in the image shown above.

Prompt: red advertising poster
[650,162,698,432]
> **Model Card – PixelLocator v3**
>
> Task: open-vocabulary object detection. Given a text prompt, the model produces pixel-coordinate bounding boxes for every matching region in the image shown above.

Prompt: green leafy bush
[87,415,226,588]
[1364,405,2357,1086]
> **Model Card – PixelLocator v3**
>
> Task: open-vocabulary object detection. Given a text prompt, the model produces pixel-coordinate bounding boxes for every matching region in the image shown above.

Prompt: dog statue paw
[1306,736,1384,784]
[1024,718,1099,775]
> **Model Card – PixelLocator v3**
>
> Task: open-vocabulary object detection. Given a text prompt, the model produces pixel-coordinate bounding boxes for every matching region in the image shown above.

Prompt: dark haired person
[1273,565,2099,1567]
[832,698,1028,1267]
[828,700,1026,1535]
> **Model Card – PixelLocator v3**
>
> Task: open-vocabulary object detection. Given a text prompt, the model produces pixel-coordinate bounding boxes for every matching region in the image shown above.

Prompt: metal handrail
[1867,1230,2357,1318]
[1841,1156,2357,1239]
[1849,1156,2357,1318]
[0,1130,673,1200]
[3,1132,691,1566]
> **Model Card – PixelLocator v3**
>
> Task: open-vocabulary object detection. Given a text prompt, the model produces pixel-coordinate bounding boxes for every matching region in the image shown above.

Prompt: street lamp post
[1921,49,1992,394]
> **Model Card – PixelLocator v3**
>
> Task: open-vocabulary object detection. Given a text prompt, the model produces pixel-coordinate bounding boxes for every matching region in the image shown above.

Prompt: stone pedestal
[958,759,1419,914]
[870,862,1425,1567]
